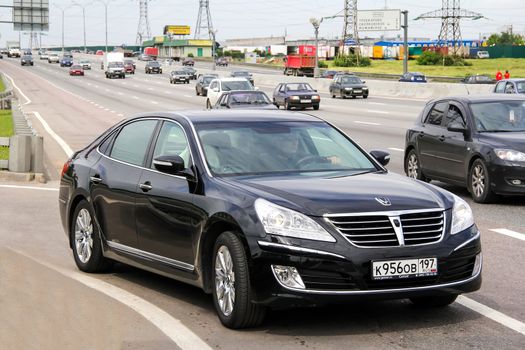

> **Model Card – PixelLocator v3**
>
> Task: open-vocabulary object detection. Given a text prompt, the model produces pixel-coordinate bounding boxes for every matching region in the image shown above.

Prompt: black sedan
[329,75,369,99]
[59,110,481,329]
[273,82,320,110]
[399,72,427,83]
[214,91,277,109]
[195,74,219,96]
[20,55,33,66]
[230,71,254,85]
[404,95,525,203]
[145,61,162,74]
[182,66,197,80]
[461,75,494,84]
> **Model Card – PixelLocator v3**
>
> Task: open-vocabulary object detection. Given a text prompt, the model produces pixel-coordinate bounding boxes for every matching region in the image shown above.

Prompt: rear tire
[410,294,458,307]
[71,200,112,273]
[212,231,266,329]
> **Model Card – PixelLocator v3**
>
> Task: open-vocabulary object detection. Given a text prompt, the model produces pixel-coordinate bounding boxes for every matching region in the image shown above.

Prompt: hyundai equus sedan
[59,111,481,329]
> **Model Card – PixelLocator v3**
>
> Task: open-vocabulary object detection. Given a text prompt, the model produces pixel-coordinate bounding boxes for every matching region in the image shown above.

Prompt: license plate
[300,99,311,103]
[354,90,362,93]
[372,257,437,280]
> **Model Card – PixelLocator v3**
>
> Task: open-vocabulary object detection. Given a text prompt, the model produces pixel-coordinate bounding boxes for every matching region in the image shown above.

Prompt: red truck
[283,55,316,77]
[143,47,159,58]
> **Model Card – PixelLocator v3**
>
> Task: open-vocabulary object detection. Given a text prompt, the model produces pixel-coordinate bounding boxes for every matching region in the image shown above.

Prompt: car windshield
[22,55,31,59]
[80,60,89,63]
[285,83,314,92]
[229,92,271,105]
[221,80,253,91]
[109,62,124,68]
[196,121,377,176]
[340,76,362,84]
[203,77,214,84]
[149,62,160,67]
[174,71,187,75]
[470,101,525,132]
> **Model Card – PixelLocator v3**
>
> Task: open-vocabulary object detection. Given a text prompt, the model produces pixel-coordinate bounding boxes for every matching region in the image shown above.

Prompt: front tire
[71,200,112,273]
[410,294,458,307]
[285,99,292,110]
[469,159,496,203]
[405,149,428,182]
[206,99,212,109]
[212,232,266,329]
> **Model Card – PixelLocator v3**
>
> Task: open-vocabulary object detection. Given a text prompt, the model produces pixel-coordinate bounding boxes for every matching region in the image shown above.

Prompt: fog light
[511,179,522,185]
[272,265,305,289]
[472,253,482,277]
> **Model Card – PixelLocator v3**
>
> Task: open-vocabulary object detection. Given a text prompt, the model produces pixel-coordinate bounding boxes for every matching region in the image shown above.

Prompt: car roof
[429,94,525,104]
[129,110,324,124]
[499,79,525,83]
[212,77,252,82]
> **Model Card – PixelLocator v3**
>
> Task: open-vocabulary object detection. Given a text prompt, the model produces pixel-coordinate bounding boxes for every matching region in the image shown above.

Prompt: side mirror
[447,123,467,133]
[153,155,185,174]
[370,150,391,166]
[212,87,219,92]
[362,80,366,84]
[254,87,260,91]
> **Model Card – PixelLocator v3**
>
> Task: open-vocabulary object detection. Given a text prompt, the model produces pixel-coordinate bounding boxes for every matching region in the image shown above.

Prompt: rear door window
[110,120,158,166]
[424,102,448,126]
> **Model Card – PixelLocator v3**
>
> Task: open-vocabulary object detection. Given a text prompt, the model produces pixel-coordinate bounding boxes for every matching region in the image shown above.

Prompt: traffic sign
[357,9,401,31]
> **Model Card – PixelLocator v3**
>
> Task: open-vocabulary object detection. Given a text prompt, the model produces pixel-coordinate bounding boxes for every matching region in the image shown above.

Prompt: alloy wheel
[471,164,486,198]
[74,208,94,263]
[215,245,235,316]
[407,153,419,179]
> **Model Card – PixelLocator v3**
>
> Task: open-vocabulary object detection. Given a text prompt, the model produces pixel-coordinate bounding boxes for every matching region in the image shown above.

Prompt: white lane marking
[151,101,159,105]
[9,248,213,350]
[4,73,31,105]
[117,92,124,95]
[30,112,73,157]
[148,87,154,91]
[354,121,381,126]
[104,108,110,111]
[365,109,390,115]
[457,296,525,336]
[490,229,525,242]
[117,113,124,117]
[388,148,405,152]
[183,95,193,98]
[132,96,139,99]
[368,102,387,106]
[164,91,172,94]
[0,184,59,191]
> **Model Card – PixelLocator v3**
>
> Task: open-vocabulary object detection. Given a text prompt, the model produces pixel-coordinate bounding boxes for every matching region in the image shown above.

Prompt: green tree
[486,32,524,45]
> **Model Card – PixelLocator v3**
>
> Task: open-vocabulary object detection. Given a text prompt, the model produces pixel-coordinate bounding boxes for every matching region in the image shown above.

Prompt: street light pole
[309,17,323,78]
[53,4,70,53]
[72,2,87,54]
[95,0,112,53]
[209,29,217,70]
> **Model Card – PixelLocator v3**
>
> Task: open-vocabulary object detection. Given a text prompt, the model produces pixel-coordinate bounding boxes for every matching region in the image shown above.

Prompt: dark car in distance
[59,110,482,329]
[404,95,525,203]
[60,56,74,67]
[230,71,254,85]
[493,79,525,94]
[216,57,228,66]
[20,55,33,66]
[195,74,217,96]
[400,72,427,83]
[214,91,277,109]
[273,82,320,110]
[182,57,195,66]
[320,70,340,79]
[182,66,197,80]
[145,60,162,74]
[169,70,190,84]
[329,75,369,99]
[461,75,494,84]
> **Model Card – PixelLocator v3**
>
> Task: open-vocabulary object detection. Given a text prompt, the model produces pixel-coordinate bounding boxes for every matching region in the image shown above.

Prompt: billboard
[357,10,401,31]
[13,0,49,31]
[164,25,191,36]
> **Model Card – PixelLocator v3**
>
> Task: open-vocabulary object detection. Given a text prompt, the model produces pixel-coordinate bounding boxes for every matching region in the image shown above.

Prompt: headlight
[451,195,474,235]
[345,87,353,91]
[254,198,336,242]
[494,149,525,162]
[291,96,300,100]
[362,87,368,90]
[312,95,320,100]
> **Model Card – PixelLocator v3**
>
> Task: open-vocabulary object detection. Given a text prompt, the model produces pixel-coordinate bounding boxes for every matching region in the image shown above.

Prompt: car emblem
[375,197,391,206]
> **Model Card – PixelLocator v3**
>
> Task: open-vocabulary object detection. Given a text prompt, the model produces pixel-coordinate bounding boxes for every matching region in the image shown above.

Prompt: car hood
[286,91,319,97]
[478,132,525,151]
[222,172,452,216]
[339,83,367,88]
[230,104,278,110]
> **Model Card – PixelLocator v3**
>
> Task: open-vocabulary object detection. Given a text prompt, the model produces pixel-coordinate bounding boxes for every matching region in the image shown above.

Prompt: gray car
[169,70,190,84]
[494,79,525,94]
[329,75,369,99]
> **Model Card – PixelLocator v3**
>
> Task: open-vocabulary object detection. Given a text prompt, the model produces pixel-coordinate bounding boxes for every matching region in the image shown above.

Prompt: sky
[0,0,524,48]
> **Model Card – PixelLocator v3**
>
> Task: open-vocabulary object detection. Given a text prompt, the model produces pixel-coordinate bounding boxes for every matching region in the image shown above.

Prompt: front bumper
[249,225,481,307]
[289,99,320,109]
[342,89,368,97]
[489,160,525,195]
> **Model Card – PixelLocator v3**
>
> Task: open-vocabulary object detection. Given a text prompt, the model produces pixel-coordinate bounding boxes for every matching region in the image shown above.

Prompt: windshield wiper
[480,129,524,132]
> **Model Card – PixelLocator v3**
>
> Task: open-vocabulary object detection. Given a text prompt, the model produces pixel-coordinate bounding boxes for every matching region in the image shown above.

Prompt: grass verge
[0,75,5,92]
[0,110,14,160]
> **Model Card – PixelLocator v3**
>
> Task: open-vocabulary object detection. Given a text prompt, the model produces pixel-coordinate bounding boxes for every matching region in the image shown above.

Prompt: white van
[477,51,490,59]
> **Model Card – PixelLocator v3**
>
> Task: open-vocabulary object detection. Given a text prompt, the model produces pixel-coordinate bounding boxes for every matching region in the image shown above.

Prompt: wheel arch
[198,215,250,294]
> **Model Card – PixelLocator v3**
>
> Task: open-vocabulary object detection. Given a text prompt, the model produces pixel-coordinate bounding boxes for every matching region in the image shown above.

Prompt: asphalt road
[0,55,524,349]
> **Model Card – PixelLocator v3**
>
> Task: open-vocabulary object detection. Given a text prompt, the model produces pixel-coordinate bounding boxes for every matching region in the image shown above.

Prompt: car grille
[325,210,445,248]
[297,268,358,290]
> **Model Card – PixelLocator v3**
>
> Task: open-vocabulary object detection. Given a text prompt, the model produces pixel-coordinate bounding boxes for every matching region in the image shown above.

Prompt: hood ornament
[375,197,391,206]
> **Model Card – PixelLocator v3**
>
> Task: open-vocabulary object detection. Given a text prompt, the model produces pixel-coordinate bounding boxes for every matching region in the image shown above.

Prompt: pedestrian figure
[504,70,510,79]
[496,70,503,81]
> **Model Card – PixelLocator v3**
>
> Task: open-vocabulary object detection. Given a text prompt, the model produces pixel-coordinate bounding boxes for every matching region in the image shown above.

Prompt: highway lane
[1,56,525,348]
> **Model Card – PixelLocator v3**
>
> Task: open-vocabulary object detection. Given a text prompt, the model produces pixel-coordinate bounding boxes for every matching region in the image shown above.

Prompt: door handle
[418,131,425,138]
[139,182,153,192]
[90,175,102,184]
[438,135,446,142]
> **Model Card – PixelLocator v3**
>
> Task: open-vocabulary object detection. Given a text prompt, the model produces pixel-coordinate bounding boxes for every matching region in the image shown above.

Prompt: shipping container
[298,45,316,56]
[143,47,159,58]
[373,46,383,59]
[284,54,316,76]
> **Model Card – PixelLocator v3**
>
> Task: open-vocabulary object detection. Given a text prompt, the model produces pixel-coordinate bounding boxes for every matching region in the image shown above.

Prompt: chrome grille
[325,210,445,248]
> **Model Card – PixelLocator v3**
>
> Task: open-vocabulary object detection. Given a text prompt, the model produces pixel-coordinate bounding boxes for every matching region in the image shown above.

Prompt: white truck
[7,41,21,58]
[102,52,125,79]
